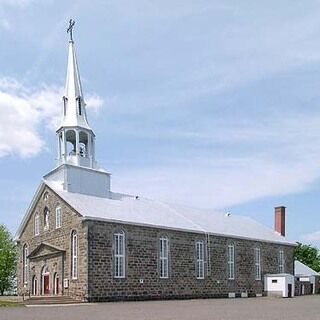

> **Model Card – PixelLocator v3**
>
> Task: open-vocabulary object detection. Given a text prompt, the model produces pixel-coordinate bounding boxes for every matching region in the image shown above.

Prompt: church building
[15,23,295,302]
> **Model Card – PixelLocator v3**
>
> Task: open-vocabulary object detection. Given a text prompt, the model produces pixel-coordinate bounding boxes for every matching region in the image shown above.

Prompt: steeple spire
[56,20,96,169]
[59,20,91,131]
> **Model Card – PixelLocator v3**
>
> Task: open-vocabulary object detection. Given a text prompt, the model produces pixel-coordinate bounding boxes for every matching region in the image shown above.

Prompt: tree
[0,224,16,295]
[294,242,320,273]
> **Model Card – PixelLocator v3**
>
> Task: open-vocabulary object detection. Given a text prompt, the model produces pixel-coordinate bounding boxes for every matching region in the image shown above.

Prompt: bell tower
[44,20,111,198]
[56,19,96,169]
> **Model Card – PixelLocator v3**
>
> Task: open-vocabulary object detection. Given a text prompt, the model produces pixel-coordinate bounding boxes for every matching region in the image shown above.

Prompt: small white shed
[295,260,319,294]
[264,274,295,298]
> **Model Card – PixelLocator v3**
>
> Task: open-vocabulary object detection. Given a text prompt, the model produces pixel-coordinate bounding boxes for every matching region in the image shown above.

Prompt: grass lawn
[0,300,23,307]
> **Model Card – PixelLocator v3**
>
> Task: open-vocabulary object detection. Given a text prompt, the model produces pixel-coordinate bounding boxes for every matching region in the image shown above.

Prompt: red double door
[43,275,50,295]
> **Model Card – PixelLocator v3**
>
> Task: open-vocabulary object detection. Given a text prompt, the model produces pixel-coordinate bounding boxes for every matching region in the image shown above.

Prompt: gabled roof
[15,182,46,241]
[43,180,295,246]
[28,242,65,260]
[295,260,319,276]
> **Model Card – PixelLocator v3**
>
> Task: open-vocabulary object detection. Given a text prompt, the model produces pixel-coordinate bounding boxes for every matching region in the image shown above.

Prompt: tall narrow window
[63,97,67,116]
[228,244,235,280]
[78,98,82,115]
[196,240,205,279]
[279,250,284,273]
[71,231,78,279]
[159,236,169,278]
[113,231,125,278]
[43,207,49,230]
[34,213,39,236]
[23,244,28,284]
[254,247,261,280]
[55,207,62,229]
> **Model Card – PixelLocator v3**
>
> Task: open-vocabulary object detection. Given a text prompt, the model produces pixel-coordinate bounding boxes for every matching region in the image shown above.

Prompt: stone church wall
[17,185,294,302]
[17,186,88,301]
[86,220,294,302]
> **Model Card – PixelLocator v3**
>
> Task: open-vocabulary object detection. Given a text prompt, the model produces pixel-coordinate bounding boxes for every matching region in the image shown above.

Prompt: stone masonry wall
[17,186,88,301]
[87,220,294,302]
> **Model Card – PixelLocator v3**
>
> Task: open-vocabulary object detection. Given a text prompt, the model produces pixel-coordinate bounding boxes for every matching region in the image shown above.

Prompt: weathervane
[67,19,75,41]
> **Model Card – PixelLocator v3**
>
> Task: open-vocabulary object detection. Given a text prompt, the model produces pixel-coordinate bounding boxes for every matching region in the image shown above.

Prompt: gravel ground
[0,295,319,320]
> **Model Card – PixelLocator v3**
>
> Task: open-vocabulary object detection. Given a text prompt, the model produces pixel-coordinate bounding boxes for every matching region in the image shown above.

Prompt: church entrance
[27,243,65,296]
[42,266,50,295]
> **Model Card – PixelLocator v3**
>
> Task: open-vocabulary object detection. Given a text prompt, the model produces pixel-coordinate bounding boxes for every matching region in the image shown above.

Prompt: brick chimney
[274,206,286,237]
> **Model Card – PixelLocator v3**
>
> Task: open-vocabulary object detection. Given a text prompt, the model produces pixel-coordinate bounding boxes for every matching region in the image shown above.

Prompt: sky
[0,0,320,247]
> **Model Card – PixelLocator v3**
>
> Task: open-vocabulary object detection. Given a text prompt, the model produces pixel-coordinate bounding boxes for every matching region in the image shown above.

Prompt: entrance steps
[24,296,81,305]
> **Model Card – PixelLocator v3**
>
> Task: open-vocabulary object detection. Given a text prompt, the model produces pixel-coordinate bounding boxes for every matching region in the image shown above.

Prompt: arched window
[79,131,88,158]
[66,130,76,156]
[71,230,78,279]
[43,207,49,230]
[113,230,125,278]
[34,213,39,236]
[159,236,169,278]
[22,244,28,285]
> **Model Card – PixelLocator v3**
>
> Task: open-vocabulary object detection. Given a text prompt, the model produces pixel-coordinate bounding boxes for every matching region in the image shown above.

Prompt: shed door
[288,284,292,298]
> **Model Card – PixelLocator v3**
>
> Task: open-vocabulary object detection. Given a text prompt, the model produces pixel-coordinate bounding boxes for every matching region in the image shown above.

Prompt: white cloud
[112,155,320,209]
[0,0,32,7]
[109,109,320,209]
[0,77,103,158]
[303,231,320,243]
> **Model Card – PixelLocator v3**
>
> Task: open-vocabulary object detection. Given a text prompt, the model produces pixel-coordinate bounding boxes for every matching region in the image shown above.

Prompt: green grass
[0,300,23,307]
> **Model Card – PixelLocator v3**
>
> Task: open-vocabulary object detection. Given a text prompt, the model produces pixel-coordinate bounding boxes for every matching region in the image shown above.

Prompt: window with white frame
[113,231,125,278]
[23,244,28,284]
[196,240,205,279]
[159,236,169,278]
[254,247,261,280]
[279,250,284,273]
[55,206,62,229]
[34,214,39,236]
[71,230,78,279]
[228,244,235,280]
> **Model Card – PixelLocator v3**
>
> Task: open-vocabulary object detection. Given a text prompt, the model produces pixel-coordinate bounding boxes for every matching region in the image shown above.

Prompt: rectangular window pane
[159,237,169,278]
[196,241,204,279]
[228,245,235,280]
[114,232,125,278]
[255,248,261,280]
[279,250,284,273]
[56,207,61,228]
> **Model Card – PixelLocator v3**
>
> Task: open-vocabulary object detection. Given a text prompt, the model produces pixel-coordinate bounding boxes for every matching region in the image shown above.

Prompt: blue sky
[0,0,320,247]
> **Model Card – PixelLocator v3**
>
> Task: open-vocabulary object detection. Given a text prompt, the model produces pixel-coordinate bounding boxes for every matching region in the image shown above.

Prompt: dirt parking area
[0,295,319,320]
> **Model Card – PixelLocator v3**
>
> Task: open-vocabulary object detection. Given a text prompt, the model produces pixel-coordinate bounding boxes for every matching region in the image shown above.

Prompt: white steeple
[45,20,111,199]
[59,39,91,130]
[56,19,96,169]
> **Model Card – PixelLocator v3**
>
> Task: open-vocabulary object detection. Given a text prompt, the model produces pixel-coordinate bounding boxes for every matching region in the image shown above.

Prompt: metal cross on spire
[67,19,75,41]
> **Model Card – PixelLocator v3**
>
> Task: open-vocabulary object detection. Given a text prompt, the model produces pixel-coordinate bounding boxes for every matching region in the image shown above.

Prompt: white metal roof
[295,260,319,276]
[45,180,295,245]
